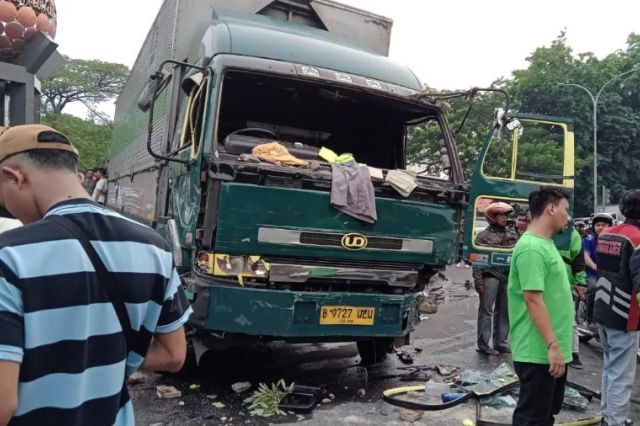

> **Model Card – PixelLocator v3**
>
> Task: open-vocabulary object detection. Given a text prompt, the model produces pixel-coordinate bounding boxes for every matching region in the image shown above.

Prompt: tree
[508,32,640,215]
[41,113,112,172]
[41,58,129,120]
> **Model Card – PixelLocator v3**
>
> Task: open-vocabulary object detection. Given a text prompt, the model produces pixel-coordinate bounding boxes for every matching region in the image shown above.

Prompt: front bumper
[188,278,419,338]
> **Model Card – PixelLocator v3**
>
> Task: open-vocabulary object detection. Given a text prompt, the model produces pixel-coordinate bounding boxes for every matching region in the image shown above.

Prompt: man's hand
[0,361,19,425]
[474,278,485,294]
[574,286,587,300]
[547,343,565,378]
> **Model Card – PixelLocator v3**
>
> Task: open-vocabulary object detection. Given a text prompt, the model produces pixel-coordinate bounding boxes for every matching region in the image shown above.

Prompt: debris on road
[357,388,366,398]
[399,408,424,422]
[178,401,185,406]
[211,402,226,409]
[328,393,336,401]
[189,384,200,390]
[396,350,415,364]
[435,364,459,377]
[127,371,146,386]
[156,385,182,399]
[232,381,252,393]
[321,398,332,404]
[206,394,218,400]
[243,380,294,417]
[279,385,322,413]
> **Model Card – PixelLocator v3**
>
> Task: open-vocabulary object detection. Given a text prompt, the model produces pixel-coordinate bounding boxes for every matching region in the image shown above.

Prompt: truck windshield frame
[203,54,462,181]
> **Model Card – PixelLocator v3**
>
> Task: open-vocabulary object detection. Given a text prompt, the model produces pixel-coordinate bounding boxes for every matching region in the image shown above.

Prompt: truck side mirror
[137,71,172,112]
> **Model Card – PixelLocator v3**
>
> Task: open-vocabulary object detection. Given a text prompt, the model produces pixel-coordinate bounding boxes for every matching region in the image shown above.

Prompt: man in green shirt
[508,186,574,426]
[558,227,587,369]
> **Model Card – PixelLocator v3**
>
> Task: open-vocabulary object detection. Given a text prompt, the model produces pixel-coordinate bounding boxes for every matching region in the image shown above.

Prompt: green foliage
[242,380,294,417]
[508,32,640,214]
[41,113,111,172]
[41,58,129,119]
[411,31,640,215]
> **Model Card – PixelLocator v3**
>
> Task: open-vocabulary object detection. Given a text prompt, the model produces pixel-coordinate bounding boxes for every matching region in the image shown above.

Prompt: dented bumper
[188,278,419,338]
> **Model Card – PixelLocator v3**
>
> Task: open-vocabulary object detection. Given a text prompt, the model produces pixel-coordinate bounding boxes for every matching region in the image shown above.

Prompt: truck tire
[357,338,393,365]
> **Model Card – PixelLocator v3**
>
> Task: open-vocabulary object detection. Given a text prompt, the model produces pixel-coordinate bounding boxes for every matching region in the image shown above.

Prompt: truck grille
[299,232,403,250]
[257,227,433,254]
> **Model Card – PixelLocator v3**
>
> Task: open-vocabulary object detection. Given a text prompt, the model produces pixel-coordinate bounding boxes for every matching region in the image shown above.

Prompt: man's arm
[92,182,103,202]
[572,242,587,298]
[0,263,24,425]
[523,291,565,378]
[472,268,484,293]
[584,250,597,271]
[629,248,640,306]
[139,327,186,373]
[0,361,19,426]
[139,269,192,373]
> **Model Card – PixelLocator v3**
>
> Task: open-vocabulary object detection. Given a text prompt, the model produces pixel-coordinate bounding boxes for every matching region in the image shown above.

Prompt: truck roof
[208,10,422,91]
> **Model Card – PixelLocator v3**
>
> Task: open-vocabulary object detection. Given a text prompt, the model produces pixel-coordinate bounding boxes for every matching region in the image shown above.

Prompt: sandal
[476,347,500,356]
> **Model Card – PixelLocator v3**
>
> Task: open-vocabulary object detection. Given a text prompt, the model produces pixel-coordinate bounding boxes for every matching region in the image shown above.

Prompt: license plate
[319,306,375,325]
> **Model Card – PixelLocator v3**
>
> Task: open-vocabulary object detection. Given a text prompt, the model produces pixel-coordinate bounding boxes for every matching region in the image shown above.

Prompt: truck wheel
[357,338,392,365]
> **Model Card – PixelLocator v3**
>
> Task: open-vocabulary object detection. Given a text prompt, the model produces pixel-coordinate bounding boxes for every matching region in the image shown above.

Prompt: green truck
[108,0,574,364]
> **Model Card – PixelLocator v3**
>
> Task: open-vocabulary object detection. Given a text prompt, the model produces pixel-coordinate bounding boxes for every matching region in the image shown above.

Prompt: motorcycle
[576,296,599,344]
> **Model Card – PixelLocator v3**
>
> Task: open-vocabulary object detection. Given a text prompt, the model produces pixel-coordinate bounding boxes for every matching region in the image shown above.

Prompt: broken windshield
[214,70,453,178]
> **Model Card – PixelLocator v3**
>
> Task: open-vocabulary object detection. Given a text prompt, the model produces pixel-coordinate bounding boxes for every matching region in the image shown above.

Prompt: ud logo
[341,233,368,250]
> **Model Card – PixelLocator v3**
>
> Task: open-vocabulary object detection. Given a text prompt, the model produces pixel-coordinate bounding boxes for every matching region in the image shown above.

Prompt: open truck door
[463,113,575,268]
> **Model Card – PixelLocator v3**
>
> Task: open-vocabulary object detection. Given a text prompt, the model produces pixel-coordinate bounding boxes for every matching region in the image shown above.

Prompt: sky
[54,0,640,117]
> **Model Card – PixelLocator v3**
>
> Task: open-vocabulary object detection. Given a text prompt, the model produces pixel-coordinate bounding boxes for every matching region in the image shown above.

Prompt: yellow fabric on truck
[318,146,355,164]
[252,142,309,166]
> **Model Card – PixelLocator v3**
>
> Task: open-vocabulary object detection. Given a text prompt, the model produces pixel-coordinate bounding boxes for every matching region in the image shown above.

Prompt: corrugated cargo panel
[110,0,178,175]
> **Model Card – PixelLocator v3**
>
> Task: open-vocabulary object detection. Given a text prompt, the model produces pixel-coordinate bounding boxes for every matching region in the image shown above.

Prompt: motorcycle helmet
[484,202,514,225]
[591,212,614,232]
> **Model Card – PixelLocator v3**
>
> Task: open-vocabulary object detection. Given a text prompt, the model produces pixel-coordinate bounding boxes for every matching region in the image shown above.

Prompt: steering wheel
[227,127,278,139]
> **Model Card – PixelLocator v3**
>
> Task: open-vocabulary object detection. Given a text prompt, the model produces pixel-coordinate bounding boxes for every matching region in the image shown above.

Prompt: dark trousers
[512,361,567,426]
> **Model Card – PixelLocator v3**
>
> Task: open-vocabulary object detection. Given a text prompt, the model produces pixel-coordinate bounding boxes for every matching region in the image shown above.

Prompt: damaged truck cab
[109,0,466,363]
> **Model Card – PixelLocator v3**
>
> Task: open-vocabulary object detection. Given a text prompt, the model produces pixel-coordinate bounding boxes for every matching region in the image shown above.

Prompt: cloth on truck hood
[385,170,417,197]
[319,147,355,165]
[330,160,377,224]
[252,142,309,167]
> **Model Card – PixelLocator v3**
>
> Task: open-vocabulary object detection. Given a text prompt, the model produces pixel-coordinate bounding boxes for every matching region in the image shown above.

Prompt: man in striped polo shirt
[0,125,192,425]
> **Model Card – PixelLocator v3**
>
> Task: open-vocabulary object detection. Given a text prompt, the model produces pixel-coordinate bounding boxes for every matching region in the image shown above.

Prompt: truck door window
[482,121,567,185]
[481,128,515,180]
[472,196,529,250]
[514,122,565,184]
[405,117,451,180]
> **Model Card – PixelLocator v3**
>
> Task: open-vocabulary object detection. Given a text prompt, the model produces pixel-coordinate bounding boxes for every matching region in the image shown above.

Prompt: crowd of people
[79,166,108,205]
[473,190,640,426]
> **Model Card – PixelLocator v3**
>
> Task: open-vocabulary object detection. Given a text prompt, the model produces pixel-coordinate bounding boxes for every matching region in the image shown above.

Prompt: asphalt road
[131,266,640,425]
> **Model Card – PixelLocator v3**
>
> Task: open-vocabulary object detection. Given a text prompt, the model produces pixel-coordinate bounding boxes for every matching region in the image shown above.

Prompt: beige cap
[0,124,78,163]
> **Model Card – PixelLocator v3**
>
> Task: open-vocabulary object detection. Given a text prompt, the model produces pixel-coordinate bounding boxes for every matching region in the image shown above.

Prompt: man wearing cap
[0,125,191,425]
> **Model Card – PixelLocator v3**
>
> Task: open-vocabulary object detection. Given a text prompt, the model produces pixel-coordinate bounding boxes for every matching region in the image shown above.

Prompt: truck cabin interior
[212,70,447,174]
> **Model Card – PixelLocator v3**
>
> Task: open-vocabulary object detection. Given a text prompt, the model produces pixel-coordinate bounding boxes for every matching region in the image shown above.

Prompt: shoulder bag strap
[48,214,135,352]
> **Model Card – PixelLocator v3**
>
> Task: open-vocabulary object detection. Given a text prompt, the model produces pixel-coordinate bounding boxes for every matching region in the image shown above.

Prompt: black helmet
[620,189,640,220]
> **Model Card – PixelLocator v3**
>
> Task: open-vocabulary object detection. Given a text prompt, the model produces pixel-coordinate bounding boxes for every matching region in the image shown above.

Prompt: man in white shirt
[92,167,108,204]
